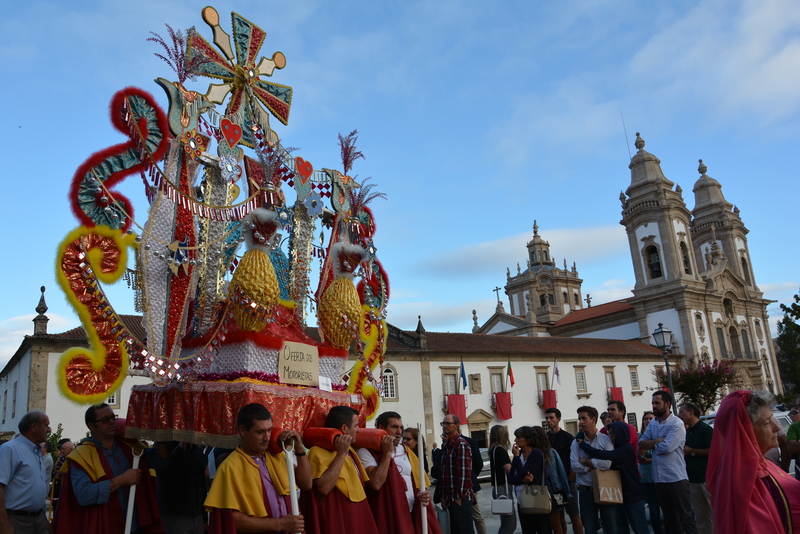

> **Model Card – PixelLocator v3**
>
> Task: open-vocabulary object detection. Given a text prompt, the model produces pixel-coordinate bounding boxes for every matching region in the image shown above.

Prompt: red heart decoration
[295,157,313,182]
[220,118,243,148]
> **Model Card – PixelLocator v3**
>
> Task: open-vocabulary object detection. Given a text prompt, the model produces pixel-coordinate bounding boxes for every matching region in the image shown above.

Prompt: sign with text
[279,342,319,386]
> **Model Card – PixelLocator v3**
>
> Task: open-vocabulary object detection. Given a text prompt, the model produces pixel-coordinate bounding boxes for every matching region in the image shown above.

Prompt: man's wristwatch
[690,451,696,457]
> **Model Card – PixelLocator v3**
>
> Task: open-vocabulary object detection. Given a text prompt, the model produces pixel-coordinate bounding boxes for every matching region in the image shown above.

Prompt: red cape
[364,448,442,534]
[52,440,163,534]
[300,466,379,534]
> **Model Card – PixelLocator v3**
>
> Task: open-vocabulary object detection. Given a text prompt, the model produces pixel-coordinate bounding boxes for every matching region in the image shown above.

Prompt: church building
[474,132,780,393]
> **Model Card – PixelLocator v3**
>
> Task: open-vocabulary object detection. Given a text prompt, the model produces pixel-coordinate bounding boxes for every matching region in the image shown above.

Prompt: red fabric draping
[125,382,365,447]
[610,387,624,402]
[542,390,557,411]
[447,394,467,423]
[52,441,163,534]
[707,390,800,534]
[495,392,513,420]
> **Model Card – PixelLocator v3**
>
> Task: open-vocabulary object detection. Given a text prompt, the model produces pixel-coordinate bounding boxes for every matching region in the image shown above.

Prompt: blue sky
[1,0,799,365]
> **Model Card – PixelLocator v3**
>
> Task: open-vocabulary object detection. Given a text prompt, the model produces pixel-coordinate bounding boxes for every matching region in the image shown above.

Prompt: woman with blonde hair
[489,425,517,534]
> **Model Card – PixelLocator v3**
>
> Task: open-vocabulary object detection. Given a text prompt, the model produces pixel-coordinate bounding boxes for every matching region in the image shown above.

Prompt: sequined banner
[125,381,365,448]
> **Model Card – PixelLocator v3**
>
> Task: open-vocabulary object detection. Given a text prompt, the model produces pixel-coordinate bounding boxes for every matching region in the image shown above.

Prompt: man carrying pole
[204,403,311,533]
[356,411,440,534]
[52,403,168,534]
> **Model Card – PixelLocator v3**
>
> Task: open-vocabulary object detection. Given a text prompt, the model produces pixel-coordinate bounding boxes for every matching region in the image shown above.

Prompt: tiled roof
[389,330,662,356]
[48,316,660,357]
[49,314,147,342]
[552,299,634,327]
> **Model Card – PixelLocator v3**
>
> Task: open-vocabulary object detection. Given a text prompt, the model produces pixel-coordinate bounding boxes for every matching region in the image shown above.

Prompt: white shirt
[358,443,415,510]
[570,430,614,487]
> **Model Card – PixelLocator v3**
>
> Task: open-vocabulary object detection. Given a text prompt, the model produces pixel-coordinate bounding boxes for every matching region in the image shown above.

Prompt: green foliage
[47,423,64,462]
[652,357,741,415]
[777,289,800,395]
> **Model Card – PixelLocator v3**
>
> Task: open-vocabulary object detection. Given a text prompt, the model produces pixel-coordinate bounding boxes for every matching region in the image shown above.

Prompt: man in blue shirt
[52,403,168,534]
[640,391,698,534]
[0,410,51,534]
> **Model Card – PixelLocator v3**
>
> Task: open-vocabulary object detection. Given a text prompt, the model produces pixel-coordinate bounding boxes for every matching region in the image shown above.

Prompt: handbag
[490,446,514,516]
[517,450,552,515]
[591,468,623,505]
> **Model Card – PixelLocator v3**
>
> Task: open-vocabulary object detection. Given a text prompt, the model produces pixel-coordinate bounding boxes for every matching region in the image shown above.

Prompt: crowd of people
[1,388,799,533]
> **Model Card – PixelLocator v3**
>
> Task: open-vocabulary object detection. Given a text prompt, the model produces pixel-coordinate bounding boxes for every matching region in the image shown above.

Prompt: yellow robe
[204,447,291,517]
[308,446,370,502]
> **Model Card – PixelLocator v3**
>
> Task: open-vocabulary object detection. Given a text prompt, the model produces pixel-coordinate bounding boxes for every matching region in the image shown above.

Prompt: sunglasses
[440,422,455,427]
[94,414,118,425]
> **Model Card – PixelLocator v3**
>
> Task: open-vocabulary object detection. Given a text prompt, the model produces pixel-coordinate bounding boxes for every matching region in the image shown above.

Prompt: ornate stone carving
[469,374,482,394]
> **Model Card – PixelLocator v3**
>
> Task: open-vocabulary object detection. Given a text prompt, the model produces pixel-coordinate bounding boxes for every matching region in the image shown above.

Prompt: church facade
[475,133,780,394]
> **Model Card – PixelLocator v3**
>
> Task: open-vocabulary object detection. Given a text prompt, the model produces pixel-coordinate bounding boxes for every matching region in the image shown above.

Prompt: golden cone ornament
[318,276,361,349]
[230,249,279,331]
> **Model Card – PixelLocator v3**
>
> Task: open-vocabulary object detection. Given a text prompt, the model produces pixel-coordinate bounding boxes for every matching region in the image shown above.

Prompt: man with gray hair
[0,410,51,533]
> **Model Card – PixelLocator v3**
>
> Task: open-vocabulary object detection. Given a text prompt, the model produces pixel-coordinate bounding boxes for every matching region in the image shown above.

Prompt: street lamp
[652,323,678,415]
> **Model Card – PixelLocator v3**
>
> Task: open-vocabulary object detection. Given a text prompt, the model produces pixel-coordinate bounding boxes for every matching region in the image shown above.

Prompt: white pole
[124,449,143,534]
[282,439,300,534]
[418,424,427,534]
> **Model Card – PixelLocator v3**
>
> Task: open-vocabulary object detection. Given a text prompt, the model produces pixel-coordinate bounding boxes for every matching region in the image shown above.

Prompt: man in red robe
[204,403,311,533]
[356,411,441,534]
[303,405,379,534]
[52,403,168,534]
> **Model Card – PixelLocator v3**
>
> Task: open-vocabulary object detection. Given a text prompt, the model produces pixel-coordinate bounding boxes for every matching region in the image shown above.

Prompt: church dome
[692,159,731,212]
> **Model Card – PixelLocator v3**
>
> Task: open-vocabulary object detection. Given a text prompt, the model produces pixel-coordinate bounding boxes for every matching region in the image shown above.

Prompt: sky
[1,0,799,366]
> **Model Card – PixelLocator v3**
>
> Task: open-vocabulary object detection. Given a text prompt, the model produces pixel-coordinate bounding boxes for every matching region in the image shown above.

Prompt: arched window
[741,257,752,285]
[574,294,579,306]
[531,251,536,263]
[540,294,547,307]
[729,327,741,357]
[680,242,692,275]
[716,328,727,355]
[383,367,397,399]
[548,293,554,305]
[563,292,568,305]
[741,329,752,358]
[544,251,549,261]
[645,246,662,279]
[723,298,734,318]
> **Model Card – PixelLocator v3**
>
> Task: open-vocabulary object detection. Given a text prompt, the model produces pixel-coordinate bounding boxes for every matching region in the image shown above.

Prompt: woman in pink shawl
[708,390,800,533]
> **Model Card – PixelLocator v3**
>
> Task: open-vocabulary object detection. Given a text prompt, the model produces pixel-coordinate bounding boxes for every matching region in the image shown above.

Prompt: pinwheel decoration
[186,7,292,147]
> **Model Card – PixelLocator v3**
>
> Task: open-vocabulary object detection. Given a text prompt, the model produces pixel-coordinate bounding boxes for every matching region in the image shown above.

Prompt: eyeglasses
[94,415,118,425]
[440,422,455,427]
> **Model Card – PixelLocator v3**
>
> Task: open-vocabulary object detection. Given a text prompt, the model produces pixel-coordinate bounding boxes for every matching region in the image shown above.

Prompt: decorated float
[55,7,390,447]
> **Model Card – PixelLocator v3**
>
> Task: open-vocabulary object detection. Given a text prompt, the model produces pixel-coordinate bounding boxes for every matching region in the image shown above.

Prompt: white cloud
[386,298,493,333]
[629,0,800,125]
[0,314,79,369]
[412,225,627,279]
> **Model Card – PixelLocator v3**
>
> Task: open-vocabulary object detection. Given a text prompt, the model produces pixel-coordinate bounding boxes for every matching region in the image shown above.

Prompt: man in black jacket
[460,434,485,534]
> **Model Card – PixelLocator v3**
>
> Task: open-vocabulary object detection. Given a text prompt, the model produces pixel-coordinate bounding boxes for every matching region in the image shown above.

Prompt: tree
[47,423,64,462]
[776,288,800,396]
[652,357,741,415]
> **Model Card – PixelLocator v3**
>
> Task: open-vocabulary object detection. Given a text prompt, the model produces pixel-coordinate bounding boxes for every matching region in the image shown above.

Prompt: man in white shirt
[639,391,698,534]
[357,411,434,534]
[570,405,619,534]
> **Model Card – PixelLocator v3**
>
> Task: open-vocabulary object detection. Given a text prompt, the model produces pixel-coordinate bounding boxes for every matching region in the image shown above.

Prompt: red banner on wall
[447,394,467,423]
[542,390,557,410]
[495,392,512,420]
[611,387,624,402]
